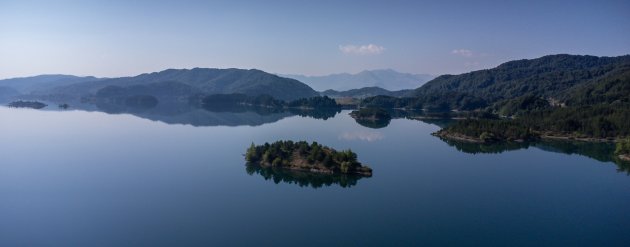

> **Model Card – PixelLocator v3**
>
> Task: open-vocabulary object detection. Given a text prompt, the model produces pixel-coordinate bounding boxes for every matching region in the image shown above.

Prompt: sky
[1,0,629,79]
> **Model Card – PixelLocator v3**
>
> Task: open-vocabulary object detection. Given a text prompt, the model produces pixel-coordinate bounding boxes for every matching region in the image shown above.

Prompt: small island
[349,108,392,129]
[7,100,47,109]
[245,140,372,176]
[349,108,391,121]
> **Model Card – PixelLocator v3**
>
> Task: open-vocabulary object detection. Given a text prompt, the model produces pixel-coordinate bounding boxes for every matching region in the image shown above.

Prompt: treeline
[439,119,537,142]
[356,55,630,140]
[245,140,371,175]
[615,139,630,156]
[563,62,630,106]
[288,96,340,108]
[519,103,630,138]
[350,108,391,120]
[202,94,339,109]
[359,55,629,115]
[440,102,630,141]
[490,95,552,117]
[359,92,487,112]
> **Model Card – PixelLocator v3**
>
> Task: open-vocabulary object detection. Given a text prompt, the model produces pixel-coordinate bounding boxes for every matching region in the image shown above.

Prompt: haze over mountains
[282,69,434,91]
[0,75,101,94]
[1,54,627,112]
[0,68,433,103]
[0,68,319,102]
[321,87,414,99]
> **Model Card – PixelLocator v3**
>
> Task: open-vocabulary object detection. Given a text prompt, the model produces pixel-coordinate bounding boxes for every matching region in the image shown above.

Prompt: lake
[1,106,629,246]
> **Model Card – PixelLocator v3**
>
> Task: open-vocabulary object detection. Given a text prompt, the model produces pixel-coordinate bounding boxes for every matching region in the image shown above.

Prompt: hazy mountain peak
[0,74,102,93]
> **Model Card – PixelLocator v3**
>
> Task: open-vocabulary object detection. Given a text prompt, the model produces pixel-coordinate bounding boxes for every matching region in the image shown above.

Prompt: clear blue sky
[1,0,628,79]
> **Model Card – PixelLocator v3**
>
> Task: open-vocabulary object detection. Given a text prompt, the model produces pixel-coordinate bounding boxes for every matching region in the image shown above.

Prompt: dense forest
[439,102,630,142]
[616,139,630,156]
[357,54,630,140]
[359,93,488,112]
[436,119,537,143]
[349,108,391,120]
[490,95,552,117]
[201,94,339,110]
[245,140,372,176]
[287,96,340,108]
[415,54,630,108]
[518,103,630,138]
[360,54,629,111]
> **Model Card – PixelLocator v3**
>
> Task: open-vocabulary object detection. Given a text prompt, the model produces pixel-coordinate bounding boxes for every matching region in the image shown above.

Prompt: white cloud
[451,49,474,57]
[339,44,385,55]
[338,131,384,142]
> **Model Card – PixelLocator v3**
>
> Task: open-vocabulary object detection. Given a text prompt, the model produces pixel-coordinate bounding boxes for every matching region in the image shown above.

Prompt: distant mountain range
[55,68,319,101]
[3,54,627,115]
[282,69,434,91]
[0,75,101,94]
[0,68,319,102]
[0,86,20,102]
[321,87,414,98]
[1,68,432,104]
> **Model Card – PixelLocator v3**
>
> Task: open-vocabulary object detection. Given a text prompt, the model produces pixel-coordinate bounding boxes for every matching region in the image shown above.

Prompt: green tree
[615,138,630,155]
[245,142,258,162]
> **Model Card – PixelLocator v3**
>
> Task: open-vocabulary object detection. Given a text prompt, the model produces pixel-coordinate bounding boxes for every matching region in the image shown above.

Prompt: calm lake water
[1,106,629,246]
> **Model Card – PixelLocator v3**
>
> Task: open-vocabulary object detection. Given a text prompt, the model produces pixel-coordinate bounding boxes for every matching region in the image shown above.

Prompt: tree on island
[245,140,371,176]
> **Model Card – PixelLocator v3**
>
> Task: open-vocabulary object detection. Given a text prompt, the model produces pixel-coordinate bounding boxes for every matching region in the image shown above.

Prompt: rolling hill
[414,54,630,108]
[0,75,102,94]
[42,68,319,101]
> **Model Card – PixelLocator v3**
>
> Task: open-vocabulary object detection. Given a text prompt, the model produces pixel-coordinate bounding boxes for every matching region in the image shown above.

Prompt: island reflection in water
[40,100,630,178]
[438,137,630,174]
[245,165,370,188]
[81,100,342,127]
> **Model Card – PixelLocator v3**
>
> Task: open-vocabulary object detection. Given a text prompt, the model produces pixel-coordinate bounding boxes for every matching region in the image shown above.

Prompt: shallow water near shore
[1,107,629,246]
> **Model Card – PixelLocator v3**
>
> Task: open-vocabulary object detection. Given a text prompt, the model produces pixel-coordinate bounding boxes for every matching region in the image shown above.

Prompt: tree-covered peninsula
[245,140,372,176]
[201,94,340,110]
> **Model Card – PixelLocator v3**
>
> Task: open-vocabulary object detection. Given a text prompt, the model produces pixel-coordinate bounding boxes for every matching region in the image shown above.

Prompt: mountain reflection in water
[76,100,342,127]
